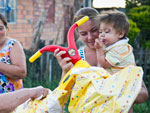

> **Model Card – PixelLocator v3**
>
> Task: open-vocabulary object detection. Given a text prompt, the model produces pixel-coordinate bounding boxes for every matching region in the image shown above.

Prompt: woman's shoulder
[5,38,20,51]
[0,38,17,54]
[6,37,17,45]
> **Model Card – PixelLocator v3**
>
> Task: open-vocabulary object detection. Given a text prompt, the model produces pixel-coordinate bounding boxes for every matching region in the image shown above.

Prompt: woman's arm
[128,81,148,113]
[134,80,148,104]
[0,86,49,113]
[0,40,27,80]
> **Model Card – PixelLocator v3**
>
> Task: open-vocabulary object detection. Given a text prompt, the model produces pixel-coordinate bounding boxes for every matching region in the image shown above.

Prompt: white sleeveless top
[78,47,85,61]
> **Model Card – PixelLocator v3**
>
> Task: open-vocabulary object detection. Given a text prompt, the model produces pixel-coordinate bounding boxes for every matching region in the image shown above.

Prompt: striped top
[78,38,135,74]
[104,38,135,74]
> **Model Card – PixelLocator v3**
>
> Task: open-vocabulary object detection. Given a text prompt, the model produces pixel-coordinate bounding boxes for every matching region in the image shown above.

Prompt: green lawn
[133,100,150,113]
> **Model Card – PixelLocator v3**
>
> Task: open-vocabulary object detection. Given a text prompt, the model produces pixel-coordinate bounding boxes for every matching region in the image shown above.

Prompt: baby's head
[99,10,129,38]
[95,10,129,47]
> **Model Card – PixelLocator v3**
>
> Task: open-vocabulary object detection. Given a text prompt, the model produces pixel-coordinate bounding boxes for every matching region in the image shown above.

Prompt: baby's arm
[94,39,112,68]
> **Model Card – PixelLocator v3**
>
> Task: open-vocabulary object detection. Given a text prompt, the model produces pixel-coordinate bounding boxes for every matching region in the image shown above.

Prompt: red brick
[10,0,74,49]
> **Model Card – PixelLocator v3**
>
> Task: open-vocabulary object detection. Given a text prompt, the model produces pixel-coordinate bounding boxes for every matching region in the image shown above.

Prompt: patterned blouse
[0,39,23,93]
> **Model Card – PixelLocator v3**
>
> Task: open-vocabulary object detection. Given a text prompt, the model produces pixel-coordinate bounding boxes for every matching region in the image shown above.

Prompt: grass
[133,100,150,113]
[23,76,59,90]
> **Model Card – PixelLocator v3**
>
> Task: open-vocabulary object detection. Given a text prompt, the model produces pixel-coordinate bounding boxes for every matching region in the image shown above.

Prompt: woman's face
[0,20,6,41]
[78,20,99,49]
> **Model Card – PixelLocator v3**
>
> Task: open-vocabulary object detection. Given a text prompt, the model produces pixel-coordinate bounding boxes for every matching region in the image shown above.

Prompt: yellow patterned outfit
[12,59,143,113]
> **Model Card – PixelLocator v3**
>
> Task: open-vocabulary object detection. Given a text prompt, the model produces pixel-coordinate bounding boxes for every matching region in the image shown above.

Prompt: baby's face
[98,22,124,47]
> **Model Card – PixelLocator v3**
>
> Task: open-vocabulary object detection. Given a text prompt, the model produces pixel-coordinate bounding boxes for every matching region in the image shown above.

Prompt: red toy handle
[29,16,89,64]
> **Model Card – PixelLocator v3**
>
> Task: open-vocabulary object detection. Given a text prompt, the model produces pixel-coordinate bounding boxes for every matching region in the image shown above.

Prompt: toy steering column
[29,16,89,64]
[29,16,89,92]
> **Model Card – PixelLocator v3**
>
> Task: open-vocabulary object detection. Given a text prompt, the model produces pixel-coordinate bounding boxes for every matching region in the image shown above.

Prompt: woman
[54,7,148,113]
[0,13,27,93]
[54,7,99,79]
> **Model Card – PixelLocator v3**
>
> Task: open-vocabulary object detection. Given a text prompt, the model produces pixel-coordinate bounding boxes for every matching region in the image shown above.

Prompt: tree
[127,19,140,45]
[126,0,150,8]
[136,0,150,5]
[127,5,150,48]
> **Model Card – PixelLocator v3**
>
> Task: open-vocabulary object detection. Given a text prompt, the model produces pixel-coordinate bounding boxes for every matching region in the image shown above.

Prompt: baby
[94,10,135,74]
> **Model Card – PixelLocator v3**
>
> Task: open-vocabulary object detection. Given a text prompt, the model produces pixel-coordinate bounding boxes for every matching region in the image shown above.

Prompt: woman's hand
[54,48,73,77]
[29,86,49,100]
[0,86,49,112]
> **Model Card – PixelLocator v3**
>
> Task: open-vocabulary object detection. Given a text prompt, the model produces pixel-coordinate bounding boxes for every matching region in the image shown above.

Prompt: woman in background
[0,13,27,93]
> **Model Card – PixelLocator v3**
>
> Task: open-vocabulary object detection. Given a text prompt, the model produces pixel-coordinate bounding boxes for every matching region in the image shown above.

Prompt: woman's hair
[96,10,129,38]
[73,7,99,23]
[0,13,8,28]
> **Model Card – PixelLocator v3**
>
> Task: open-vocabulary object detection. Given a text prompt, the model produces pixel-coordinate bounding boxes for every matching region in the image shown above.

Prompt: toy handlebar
[29,16,89,64]
[76,16,89,26]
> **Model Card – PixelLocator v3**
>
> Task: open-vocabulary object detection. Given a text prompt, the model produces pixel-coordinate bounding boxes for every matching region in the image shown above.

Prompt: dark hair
[0,13,8,28]
[96,10,129,38]
[73,7,99,23]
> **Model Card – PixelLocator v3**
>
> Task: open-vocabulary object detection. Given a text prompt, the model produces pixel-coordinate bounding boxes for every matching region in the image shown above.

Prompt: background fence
[24,50,62,90]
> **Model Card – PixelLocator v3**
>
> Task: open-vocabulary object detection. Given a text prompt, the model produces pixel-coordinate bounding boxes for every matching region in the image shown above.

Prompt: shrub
[127,5,150,48]
[127,19,140,45]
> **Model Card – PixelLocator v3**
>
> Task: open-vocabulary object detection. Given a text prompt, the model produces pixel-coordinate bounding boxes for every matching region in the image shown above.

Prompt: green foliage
[126,0,138,10]
[23,50,60,90]
[127,5,150,48]
[23,76,59,90]
[127,19,140,45]
[126,0,150,10]
[133,100,150,113]
[136,0,150,5]
[128,6,150,31]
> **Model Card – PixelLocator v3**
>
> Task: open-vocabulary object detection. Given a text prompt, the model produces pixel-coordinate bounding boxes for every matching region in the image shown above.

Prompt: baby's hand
[94,39,103,49]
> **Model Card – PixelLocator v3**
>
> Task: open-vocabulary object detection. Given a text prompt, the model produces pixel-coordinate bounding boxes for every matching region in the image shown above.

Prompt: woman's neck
[84,46,96,53]
[0,37,7,49]
[84,46,97,66]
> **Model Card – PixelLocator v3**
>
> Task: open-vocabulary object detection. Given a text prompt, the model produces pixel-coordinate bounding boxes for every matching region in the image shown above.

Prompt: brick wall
[7,0,74,49]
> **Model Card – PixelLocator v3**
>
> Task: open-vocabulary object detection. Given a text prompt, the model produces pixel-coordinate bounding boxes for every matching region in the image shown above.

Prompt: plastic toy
[29,16,89,64]
[29,16,89,93]
[12,16,143,113]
